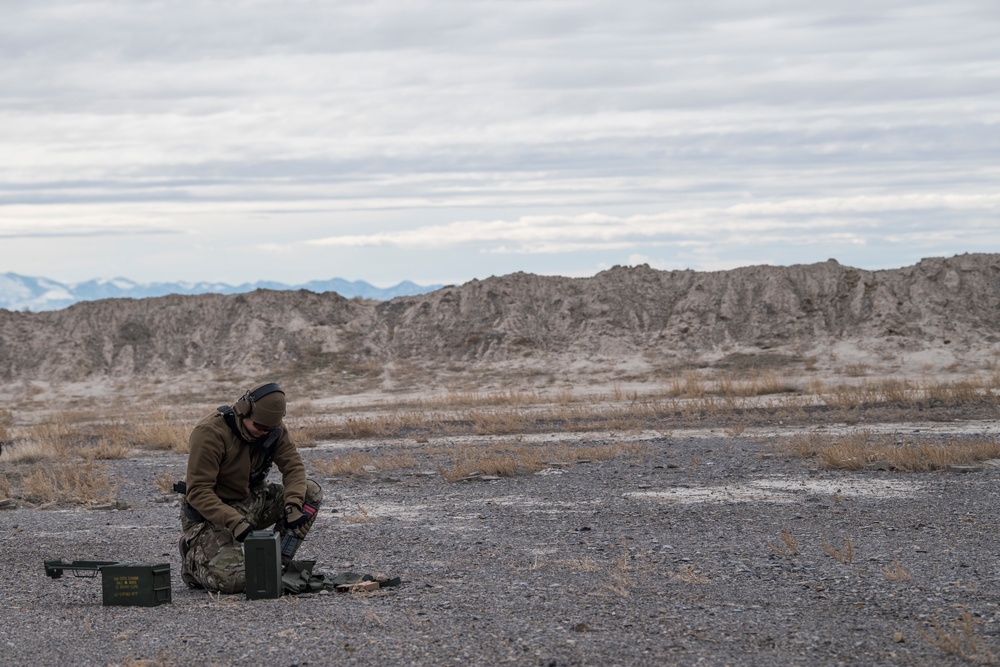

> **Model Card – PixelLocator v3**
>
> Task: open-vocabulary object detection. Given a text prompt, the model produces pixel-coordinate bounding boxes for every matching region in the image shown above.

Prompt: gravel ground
[4,426,1000,666]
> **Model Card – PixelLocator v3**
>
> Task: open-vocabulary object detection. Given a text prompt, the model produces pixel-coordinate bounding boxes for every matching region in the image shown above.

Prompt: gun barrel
[44,560,119,579]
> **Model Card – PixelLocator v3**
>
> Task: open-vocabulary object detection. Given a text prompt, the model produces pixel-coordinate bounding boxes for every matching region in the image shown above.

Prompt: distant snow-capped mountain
[0,273,443,312]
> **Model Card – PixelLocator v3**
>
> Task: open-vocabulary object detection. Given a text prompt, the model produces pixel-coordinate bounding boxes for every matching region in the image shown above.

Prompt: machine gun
[44,560,118,578]
[44,559,172,606]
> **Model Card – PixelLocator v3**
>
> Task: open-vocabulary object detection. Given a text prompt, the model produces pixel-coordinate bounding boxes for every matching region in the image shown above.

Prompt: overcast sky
[1,0,998,287]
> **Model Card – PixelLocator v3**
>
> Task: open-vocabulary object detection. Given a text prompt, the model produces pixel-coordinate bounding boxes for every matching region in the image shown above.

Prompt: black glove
[284,503,316,529]
[233,519,255,542]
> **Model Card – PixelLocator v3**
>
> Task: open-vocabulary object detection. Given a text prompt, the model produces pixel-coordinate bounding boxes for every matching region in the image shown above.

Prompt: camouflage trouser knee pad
[181,522,247,594]
[206,544,246,594]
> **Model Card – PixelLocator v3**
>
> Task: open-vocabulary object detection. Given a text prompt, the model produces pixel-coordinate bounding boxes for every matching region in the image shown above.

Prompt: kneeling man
[178,382,322,593]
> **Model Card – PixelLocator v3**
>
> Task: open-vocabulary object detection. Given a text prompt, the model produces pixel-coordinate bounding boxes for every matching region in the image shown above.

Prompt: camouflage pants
[179,479,323,593]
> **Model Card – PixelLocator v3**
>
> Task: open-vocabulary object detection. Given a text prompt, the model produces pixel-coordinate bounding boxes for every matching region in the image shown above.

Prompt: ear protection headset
[234,382,285,418]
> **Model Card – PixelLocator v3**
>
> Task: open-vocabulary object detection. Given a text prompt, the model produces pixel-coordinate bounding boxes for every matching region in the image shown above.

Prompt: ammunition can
[244,530,282,599]
[100,563,172,607]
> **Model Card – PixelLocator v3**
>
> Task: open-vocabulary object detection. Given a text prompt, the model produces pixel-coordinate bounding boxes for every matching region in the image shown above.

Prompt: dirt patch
[627,476,920,504]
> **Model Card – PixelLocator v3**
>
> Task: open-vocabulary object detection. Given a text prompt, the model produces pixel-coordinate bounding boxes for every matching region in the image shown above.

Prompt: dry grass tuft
[417,387,546,409]
[780,430,1000,472]
[779,432,826,458]
[822,433,1000,471]
[844,363,869,377]
[362,608,385,627]
[316,413,426,440]
[569,556,602,573]
[924,379,990,405]
[83,440,132,460]
[133,408,191,453]
[716,373,798,398]
[768,528,801,556]
[374,450,417,470]
[344,504,371,524]
[20,462,117,505]
[469,409,537,436]
[83,422,133,460]
[670,564,711,584]
[0,408,12,442]
[669,372,707,399]
[602,539,634,597]
[724,423,747,437]
[918,611,996,664]
[530,553,603,573]
[0,473,10,498]
[118,650,171,667]
[883,558,912,582]
[438,445,544,481]
[821,377,999,411]
[314,451,376,477]
[313,450,417,478]
[821,534,855,564]
[154,471,181,494]
[4,420,76,463]
[291,425,318,448]
[3,410,186,463]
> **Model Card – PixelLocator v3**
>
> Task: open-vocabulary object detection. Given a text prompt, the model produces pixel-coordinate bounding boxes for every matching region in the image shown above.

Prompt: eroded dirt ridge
[0,253,997,382]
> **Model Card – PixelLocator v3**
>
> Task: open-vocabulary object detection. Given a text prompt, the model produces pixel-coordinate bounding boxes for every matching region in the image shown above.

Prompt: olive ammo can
[244,530,282,599]
[101,563,172,606]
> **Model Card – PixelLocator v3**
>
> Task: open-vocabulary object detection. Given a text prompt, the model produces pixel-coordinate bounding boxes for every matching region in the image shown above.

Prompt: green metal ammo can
[244,530,282,599]
[100,563,172,607]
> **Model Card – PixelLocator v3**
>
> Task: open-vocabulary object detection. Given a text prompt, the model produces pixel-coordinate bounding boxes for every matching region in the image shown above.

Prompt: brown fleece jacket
[184,409,306,533]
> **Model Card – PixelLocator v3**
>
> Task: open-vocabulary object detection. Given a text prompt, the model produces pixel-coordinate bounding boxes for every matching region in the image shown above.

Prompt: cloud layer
[1,1,997,284]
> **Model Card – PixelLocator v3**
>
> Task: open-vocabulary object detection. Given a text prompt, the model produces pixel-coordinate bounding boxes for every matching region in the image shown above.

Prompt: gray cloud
[0,0,997,284]
[0,225,179,238]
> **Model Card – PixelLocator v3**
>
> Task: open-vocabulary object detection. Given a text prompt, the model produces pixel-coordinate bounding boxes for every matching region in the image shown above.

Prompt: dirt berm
[0,253,997,386]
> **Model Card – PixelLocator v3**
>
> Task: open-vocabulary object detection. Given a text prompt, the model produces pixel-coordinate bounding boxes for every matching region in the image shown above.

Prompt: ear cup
[234,391,253,417]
